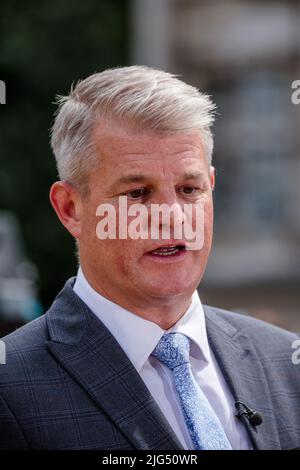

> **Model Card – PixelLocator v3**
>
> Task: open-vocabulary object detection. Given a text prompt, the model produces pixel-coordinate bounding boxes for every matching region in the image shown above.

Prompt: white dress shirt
[73,266,252,450]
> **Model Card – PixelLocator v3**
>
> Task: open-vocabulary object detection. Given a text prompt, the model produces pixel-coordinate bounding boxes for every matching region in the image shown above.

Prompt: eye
[179,186,201,195]
[125,187,150,199]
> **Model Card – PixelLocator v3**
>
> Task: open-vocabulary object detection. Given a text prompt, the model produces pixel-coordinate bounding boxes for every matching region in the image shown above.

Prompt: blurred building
[131,0,300,331]
[0,211,42,335]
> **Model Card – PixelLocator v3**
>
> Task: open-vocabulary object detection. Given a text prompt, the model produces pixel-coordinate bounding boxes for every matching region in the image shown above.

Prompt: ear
[209,166,215,191]
[49,181,82,238]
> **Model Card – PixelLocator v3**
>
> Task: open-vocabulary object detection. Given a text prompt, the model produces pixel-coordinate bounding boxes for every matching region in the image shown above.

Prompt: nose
[148,189,186,239]
[150,187,178,207]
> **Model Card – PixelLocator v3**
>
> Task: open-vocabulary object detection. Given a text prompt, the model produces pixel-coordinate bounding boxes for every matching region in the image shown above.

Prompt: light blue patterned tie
[151,332,232,450]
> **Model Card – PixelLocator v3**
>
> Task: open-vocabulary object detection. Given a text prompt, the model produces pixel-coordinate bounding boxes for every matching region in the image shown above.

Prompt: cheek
[187,199,212,238]
[107,239,142,270]
[192,199,213,253]
[81,204,98,238]
[203,196,214,226]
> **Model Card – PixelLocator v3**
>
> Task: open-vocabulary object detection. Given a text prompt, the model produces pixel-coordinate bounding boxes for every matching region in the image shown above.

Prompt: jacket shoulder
[0,314,51,382]
[203,304,299,356]
[1,313,48,349]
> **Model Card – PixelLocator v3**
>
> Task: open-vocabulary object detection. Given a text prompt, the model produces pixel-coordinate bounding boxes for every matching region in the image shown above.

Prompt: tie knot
[151,332,191,370]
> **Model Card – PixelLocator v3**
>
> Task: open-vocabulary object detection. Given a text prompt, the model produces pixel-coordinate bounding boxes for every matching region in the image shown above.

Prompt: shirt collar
[73,266,210,372]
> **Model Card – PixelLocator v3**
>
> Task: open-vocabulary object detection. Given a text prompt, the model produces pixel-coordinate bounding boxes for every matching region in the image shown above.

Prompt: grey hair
[50,65,216,196]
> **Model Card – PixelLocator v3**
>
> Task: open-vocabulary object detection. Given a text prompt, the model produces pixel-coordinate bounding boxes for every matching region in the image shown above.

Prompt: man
[0,66,299,450]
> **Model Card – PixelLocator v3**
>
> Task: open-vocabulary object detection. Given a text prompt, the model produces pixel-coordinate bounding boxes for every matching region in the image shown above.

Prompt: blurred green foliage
[0,0,129,309]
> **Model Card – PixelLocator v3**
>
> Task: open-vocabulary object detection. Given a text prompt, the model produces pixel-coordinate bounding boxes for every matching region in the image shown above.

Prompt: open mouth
[147,244,186,257]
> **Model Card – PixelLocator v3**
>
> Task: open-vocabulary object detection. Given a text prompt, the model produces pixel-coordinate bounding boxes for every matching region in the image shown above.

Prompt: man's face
[78,121,214,306]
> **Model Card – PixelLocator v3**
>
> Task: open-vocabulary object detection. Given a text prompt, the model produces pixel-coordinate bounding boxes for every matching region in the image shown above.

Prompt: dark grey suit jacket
[0,277,299,450]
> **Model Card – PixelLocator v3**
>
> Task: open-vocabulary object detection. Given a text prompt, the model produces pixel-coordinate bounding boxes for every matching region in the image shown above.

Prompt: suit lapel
[46,278,183,450]
[45,277,281,450]
[203,305,281,449]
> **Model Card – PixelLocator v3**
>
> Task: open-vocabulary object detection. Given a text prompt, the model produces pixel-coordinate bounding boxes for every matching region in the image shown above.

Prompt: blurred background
[0,0,299,335]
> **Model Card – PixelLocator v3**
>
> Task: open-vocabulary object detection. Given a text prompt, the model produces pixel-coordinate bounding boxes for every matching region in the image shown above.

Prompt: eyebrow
[113,174,149,185]
[108,170,207,192]
[182,170,207,180]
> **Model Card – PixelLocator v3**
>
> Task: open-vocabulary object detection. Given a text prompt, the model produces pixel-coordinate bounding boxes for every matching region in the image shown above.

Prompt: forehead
[92,120,206,169]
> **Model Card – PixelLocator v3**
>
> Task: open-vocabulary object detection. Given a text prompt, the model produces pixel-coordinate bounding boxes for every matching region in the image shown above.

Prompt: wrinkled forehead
[91,118,205,163]
[86,129,210,197]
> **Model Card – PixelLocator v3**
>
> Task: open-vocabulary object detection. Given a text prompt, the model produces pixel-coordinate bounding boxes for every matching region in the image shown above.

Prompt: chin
[144,278,197,299]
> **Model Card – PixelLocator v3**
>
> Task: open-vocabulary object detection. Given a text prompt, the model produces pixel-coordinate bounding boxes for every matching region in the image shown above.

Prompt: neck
[80,267,193,330]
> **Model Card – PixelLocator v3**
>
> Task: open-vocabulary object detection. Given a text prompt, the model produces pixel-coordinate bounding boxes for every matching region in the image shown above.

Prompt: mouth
[145,243,187,259]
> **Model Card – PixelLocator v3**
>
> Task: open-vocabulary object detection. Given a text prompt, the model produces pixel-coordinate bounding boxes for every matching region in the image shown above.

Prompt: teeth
[156,247,176,251]
[151,247,180,256]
